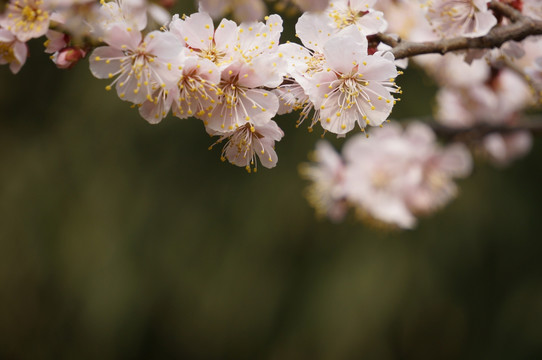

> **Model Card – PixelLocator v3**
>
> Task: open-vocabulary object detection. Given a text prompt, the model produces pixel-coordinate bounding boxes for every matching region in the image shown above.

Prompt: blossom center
[338,74,368,105]
[371,169,391,189]
[199,45,226,65]
[9,0,49,33]
[330,8,369,29]
[21,5,37,22]
[0,42,16,63]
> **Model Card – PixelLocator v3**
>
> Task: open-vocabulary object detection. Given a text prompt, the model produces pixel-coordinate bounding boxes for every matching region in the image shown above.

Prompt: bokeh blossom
[425,0,497,38]
[303,122,472,229]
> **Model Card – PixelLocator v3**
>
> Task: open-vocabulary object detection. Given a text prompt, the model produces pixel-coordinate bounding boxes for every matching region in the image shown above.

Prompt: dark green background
[1,4,542,359]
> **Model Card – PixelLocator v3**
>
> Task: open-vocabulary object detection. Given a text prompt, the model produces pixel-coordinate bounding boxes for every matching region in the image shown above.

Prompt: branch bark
[377,1,542,60]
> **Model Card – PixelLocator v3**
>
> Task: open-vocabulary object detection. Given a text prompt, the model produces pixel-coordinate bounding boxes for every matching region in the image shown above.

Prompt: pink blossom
[425,0,497,38]
[206,57,281,132]
[0,0,51,42]
[44,30,69,54]
[198,0,265,22]
[169,12,237,69]
[89,26,183,104]
[326,0,388,36]
[525,57,542,89]
[339,122,472,229]
[97,0,148,32]
[523,0,542,21]
[483,131,533,167]
[136,50,221,124]
[421,53,490,88]
[202,15,287,133]
[343,124,421,228]
[172,54,220,121]
[293,0,330,12]
[295,12,337,54]
[233,14,284,65]
[305,26,399,135]
[0,28,28,74]
[374,0,429,40]
[436,69,531,127]
[212,120,284,172]
[300,141,348,222]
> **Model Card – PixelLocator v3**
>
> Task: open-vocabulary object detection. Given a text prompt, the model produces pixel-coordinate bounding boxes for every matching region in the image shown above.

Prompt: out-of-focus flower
[425,0,497,38]
[44,29,68,53]
[421,53,490,88]
[523,0,542,20]
[0,0,50,42]
[434,64,534,167]
[198,0,266,22]
[0,28,28,73]
[97,0,148,33]
[374,0,428,41]
[526,57,542,89]
[436,68,532,127]
[326,0,387,36]
[483,131,533,167]
[303,122,472,229]
[293,0,330,12]
[300,141,348,222]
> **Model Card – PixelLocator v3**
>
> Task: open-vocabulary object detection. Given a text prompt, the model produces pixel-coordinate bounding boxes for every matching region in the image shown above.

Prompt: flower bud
[53,47,87,69]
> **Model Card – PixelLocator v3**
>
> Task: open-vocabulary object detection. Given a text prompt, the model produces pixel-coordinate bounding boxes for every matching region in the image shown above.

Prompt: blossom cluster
[1,0,542,228]
[84,0,402,171]
[302,122,472,229]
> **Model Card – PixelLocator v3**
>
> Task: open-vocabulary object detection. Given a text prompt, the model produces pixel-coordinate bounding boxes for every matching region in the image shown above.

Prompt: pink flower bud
[53,47,86,69]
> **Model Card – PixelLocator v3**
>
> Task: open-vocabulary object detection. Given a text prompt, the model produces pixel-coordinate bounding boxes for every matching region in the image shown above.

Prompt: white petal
[145,31,182,59]
[323,25,368,74]
[89,46,123,79]
[295,12,337,53]
[178,12,214,49]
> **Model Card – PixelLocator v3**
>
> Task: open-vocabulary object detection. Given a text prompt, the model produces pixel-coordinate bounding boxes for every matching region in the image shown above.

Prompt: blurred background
[1,2,542,359]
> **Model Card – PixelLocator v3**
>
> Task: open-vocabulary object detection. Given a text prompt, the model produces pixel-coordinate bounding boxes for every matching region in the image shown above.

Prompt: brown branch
[377,1,542,60]
[488,1,523,22]
[429,120,542,142]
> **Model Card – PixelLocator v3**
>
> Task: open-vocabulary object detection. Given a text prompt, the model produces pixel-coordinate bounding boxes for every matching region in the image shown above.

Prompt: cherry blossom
[483,131,533,167]
[325,0,388,36]
[0,28,28,74]
[198,0,266,22]
[436,68,532,127]
[169,11,237,69]
[425,0,497,38]
[212,120,284,172]
[305,26,399,135]
[207,57,282,132]
[300,122,473,228]
[97,0,148,33]
[204,15,287,133]
[89,26,182,104]
[0,0,50,42]
[171,53,220,122]
[300,141,348,222]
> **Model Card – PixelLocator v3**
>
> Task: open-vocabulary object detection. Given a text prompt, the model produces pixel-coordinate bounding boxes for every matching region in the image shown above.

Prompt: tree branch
[377,1,542,60]
[429,120,542,142]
